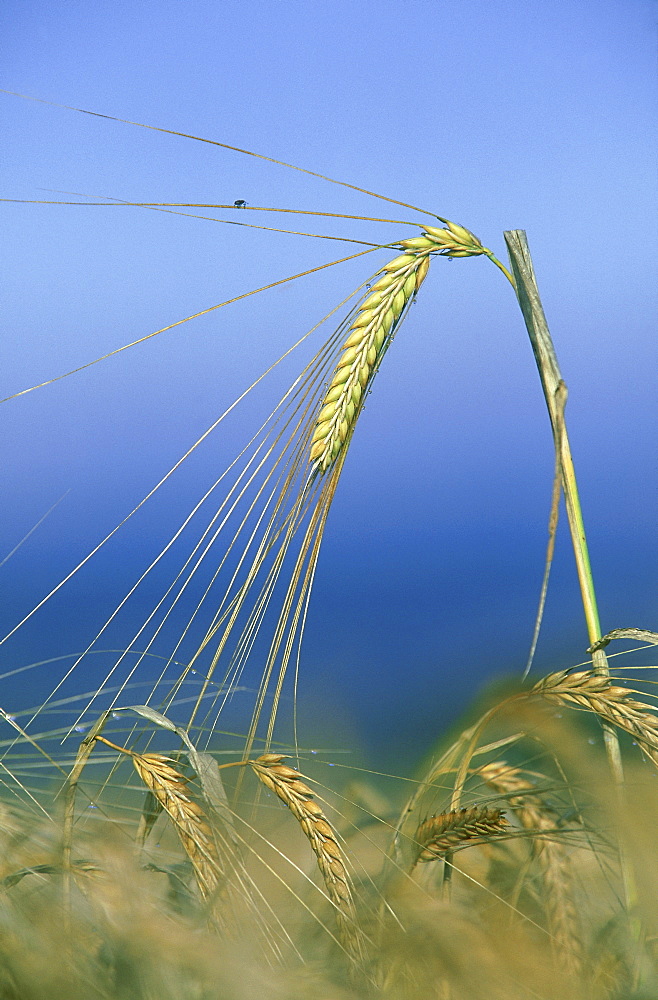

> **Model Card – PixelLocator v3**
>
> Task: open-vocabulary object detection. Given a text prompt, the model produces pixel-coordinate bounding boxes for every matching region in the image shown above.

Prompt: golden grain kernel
[272,764,300,780]
[361,289,384,310]
[382,252,416,271]
[415,255,430,288]
[257,773,277,793]
[317,403,336,424]
[316,855,330,876]
[323,839,342,860]
[375,309,395,336]
[400,236,434,250]
[343,328,363,349]
[446,220,473,242]
[330,860,347,881]
[311,422,329,444]
[324,384,343,404]
[336,345,359,369]
[423,225,452,242]
[370,272,396,292]
[313,818,334,839]
[392,290,406,316]
[288,779,314,796]
[330,366,351,388]
[350,310,374,330]
[299,817,314,837]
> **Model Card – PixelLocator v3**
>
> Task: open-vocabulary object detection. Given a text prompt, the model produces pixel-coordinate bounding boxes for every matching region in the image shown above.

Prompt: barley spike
[309,222,485,473]
[480,760,582,975]
[413,805,507,865]
[532,669,658,766]
[131,752,224,900]
[249,753,364,963]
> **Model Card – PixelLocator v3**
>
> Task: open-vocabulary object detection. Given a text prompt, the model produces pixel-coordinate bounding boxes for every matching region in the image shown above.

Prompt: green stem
[501,233,601,647]
[555,410,601,643]
[485,250,516,290]
[501,229,636,911]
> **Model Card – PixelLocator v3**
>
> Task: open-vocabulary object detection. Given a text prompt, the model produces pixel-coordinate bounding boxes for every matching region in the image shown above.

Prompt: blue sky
[2,0,657,767]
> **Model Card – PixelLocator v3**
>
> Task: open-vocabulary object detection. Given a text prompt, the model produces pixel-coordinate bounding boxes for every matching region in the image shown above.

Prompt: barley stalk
[505,230,636,912]
[249,753,364,963]
[309,222,485,473]
[413,805,507,866]
[531,670,658,766]
[131,752,224,900]
[480,761,582,974]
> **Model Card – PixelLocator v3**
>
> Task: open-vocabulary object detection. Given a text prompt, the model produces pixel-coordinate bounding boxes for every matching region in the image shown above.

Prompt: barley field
[2,3,656,997]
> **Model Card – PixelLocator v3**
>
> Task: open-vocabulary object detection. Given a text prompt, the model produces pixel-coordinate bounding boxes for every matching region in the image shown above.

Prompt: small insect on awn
[234,199,247,208]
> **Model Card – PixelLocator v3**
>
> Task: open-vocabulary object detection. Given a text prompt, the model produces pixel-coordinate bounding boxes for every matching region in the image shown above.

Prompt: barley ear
[532,670,658,767]
[249,753,365,964]
[412,805,507,867]
[309,248,429,473]
[310,220,489,474]
[479,761,582,975]
[63,712,111,908]
[131,752,224,900]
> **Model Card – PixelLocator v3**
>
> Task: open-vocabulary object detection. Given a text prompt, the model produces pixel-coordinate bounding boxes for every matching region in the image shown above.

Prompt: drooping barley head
[413,805,507,866]
[531,669,658,767]
[249,753,365,964]
[131,752,224,901]
[309,222,485,473]
[479,760,582,975]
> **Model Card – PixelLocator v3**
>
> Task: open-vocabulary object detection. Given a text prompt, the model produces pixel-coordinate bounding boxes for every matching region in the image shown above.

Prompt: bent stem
[503,229,636,912]
[485,250,517,289]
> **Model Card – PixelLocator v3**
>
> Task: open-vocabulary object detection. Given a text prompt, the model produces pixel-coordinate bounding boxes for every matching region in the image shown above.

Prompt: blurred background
[2,0,656,770]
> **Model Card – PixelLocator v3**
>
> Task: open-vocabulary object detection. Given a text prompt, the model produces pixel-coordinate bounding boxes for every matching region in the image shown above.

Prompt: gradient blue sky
[2,0,657,766]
